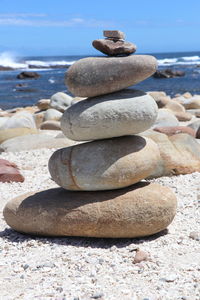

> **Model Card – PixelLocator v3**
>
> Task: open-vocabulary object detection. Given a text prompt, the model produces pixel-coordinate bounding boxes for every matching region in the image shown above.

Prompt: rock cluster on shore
[3,31,177,238]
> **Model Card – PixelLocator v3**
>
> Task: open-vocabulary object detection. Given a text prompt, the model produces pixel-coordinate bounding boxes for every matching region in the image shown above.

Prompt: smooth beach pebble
[3,182,177,238]
[61,89,158,141]
[48,135,160,191]
[65,55,157,97]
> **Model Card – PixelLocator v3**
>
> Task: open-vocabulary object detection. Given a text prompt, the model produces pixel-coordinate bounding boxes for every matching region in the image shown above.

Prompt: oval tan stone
[3,183,177,238]
[48,136,160,191]
[66,55,157,97]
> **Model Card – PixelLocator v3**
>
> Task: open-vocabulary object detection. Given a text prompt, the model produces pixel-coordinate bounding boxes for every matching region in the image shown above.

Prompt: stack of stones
[92,30,137,56]
[3,31,177,238]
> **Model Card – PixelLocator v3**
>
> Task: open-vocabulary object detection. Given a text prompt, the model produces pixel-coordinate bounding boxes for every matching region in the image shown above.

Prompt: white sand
[0,149,200,300]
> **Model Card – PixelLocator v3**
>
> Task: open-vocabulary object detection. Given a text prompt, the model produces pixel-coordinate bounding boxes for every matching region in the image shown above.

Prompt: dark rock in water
[16,88,38,93]
[0,66,14,71]
[66,55,157,97]
[15,83,27,87]
[153,69,185,79]
[17,71,41,80]
[0,159,24,182]
[92,39,136,56]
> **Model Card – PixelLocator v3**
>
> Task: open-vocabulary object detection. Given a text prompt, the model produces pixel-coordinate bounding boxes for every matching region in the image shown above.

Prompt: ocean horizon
[0,50,200,110]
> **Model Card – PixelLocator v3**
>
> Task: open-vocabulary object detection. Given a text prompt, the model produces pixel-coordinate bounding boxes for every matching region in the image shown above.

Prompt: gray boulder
[66,55,157,97]
[61,89,158,141]
[50,92,73,112]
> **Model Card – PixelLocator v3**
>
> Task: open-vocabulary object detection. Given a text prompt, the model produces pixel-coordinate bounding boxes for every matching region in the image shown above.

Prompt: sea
[0,51,200,110]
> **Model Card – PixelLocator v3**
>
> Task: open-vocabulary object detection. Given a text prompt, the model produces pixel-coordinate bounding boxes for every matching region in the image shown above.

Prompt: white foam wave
[0,52,76,70]
[0,52,27,69]
[158,55,200,66]
[181,55,200,61]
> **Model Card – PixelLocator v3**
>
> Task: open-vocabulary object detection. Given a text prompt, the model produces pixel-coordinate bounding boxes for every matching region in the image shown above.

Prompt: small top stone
[103,30,125,40]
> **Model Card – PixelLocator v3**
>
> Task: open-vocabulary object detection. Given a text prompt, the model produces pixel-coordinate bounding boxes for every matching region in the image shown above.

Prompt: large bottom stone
[3,182,177,238]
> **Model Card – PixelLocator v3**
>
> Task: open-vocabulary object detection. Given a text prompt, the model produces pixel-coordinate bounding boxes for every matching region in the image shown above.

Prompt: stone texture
[33,112,44,128]
[103,30,125,39]
[148,95,170,108]
[36,99,50,111]
[50,92,73,112]
[0,159,24,182]
[153,126,196,137]
[153,109,179,128]
[0,128,38,144]
[61,89,158,141]
[164,100,185,113]
[66,55,157,97]
[141,130,200,177]
[187,120,200,131]
[3,182,177,238]
[0,134,76,152]
[44,109,63,121]
[173,111,192,122]
[0,111,36,130]
[48,135,160,191]
[40,120,61,131]
[92,39,136,56]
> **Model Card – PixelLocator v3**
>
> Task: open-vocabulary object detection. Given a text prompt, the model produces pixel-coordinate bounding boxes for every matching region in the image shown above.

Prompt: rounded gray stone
[48,135,160,191]
[61,89,158,141]
[65,55,157,97]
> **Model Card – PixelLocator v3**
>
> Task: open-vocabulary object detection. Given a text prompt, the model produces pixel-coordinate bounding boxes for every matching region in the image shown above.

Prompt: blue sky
[0,0,199,56]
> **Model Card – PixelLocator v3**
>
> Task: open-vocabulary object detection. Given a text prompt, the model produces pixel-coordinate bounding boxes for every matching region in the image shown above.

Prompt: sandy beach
[0,147,200,300]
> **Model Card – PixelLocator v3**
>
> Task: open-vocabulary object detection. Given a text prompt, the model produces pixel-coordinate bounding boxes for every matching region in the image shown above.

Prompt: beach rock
[173,111,192,122]
[196,127,200,139]
[165,100,185,113]
[182,96,200,110]
[0,111,36,130]
[0,128,38,144]
[49,135,160,191]
[187,120,200,131]
[103,30,125,39]
[0,159,24,182]
[186,109,200,116]
[92,39,136,56]
[141,130,200,177]
[148,95,170,108]
[153,69,185,79]
[17,71,40,80]
[153,126,196,137]
[0,134,76,152]
[33,111,44,128]
[36,99,50,110]
[3,182,177,238]
[0,117,9,127]
[61,89,158,141]
[50,92,73,112]
[153,109,179,128]
[133,249,150,264]
[66,55,157,97]
[40,120,61,130]
[182,92,193,99]
[44,109,62,121]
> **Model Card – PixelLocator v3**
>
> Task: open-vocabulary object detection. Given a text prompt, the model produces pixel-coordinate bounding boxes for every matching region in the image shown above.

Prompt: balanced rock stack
[3,31,177,238]
[92,30,137,56]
